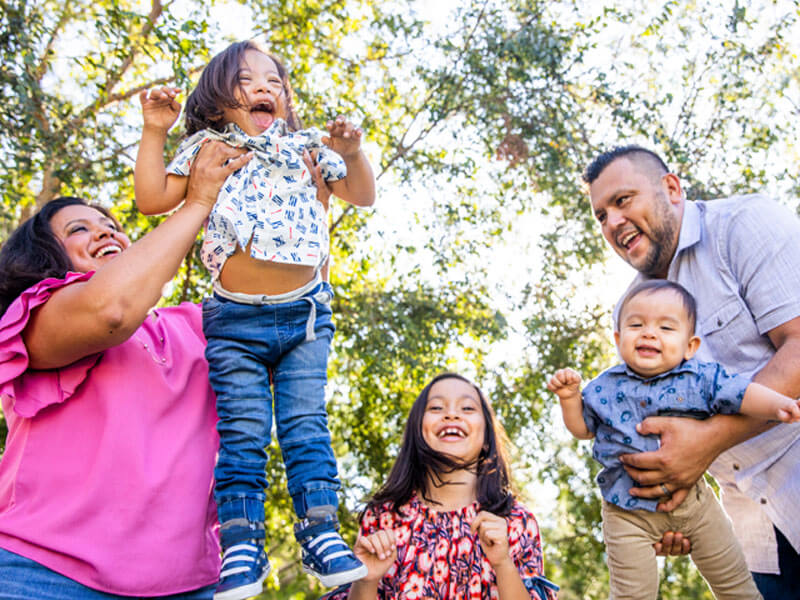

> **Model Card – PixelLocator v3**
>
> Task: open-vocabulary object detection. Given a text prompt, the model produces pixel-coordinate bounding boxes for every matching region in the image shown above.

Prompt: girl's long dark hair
[369,373,515,517]
[0,197,115,317]
[184,40,302,135]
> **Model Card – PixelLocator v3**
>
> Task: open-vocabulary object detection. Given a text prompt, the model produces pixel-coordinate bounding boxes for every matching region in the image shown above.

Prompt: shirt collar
[673,200,702,258]
[220,119,288,149]
[609,356,702,382]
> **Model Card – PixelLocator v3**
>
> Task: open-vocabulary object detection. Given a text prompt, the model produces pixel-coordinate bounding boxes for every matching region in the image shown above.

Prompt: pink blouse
[326,494,558,600]
[0,272,220,595]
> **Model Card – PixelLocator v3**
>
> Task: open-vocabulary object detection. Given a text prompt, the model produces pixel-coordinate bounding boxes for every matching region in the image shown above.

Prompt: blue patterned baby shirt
[167,119,347,281]
[582,358,750,512]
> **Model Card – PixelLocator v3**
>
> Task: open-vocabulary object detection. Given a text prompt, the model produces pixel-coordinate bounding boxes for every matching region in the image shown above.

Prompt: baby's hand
[777,399,800,423]
[322,115,363,159]
[547,368,583,400]
[140,86,182,133]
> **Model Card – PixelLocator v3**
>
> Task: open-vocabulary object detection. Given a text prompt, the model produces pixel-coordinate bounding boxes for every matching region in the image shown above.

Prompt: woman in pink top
[0,142,251,599]
[324,373,559,600]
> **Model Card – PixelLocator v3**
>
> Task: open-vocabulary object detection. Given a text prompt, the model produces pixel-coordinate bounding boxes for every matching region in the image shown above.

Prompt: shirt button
[733,464,740,471]
[717,318,723,326]
[677,396,683,403]
[162,357,166,362]
[760,498,767,505]
[640,401,647,407]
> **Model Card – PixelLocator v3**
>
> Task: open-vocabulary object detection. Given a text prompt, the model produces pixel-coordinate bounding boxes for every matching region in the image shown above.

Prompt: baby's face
[615,288,700,378]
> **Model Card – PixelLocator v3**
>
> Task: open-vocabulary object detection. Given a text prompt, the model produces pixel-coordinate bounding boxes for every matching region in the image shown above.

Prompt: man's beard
[638,192,678,277]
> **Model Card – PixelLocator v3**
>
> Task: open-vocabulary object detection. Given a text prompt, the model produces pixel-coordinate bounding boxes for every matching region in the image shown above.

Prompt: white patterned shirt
[617,196,800,574]
[167,120,346,281]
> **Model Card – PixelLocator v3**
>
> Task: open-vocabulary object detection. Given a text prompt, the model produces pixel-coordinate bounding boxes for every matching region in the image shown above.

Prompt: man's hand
[139,86,182,133]
[620,416,721,510]
[654,530,691,556]
[322,115,364,159]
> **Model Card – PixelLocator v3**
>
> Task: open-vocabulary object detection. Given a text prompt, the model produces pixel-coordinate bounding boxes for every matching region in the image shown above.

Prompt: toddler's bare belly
[218,247,317,295]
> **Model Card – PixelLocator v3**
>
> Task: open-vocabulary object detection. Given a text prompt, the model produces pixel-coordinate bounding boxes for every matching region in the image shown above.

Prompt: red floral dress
[325,494,558,600]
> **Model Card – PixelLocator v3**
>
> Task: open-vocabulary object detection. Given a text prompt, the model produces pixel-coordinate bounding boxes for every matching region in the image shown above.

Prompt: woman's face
[50,204,130,273]
[421,377,486,464]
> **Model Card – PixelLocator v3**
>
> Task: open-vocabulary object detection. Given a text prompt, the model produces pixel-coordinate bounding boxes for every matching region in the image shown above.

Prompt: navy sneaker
[294,515,367,588]
[213,540,271,600]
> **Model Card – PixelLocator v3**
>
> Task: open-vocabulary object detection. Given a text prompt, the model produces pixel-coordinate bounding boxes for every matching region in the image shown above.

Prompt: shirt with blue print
[582,357,750,512]
[167,119,347,281]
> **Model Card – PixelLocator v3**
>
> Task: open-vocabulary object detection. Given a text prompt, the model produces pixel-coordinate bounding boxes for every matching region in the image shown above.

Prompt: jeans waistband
[213,272,323,305]
[212,273,330,341]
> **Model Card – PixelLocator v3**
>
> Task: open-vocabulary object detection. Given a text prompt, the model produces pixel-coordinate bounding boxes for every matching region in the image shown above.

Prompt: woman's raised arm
[24,142,251,369]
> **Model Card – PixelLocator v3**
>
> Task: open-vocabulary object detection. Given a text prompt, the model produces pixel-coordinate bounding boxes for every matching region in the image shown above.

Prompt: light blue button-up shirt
[583,358,749,512]
[616,195,800,572]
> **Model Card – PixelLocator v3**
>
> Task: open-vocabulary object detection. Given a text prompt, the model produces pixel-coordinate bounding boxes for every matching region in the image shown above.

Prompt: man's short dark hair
[618,279,697,334]
[583,145,670,185]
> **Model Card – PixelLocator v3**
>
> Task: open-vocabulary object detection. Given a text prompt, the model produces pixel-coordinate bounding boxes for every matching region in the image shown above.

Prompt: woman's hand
[139,86,182,134]
[185,141,252,211]
[352,529,397,583]
[472,511,512,568]
[303,149,333,211]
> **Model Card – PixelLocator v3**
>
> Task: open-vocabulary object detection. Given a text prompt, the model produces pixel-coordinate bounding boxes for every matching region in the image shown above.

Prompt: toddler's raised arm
[134,87,189,215]
[547,368,594,440]
[323,116,376,207]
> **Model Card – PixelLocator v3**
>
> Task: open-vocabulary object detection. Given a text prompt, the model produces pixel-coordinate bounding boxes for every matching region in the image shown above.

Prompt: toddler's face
[615,288,700,378]
[224,49,288,135]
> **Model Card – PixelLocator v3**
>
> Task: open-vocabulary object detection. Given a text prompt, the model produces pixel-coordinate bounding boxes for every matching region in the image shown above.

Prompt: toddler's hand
[140,86,182,133]
[547,368,583,400]
[777,399,800,423]
[322,115,363,159]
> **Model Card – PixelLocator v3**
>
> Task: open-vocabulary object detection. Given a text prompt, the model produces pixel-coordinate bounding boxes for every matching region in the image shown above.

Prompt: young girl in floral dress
[325,373,559,600]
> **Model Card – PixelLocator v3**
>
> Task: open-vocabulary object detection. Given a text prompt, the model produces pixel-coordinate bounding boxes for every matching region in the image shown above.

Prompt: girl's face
[50,204,130,273]
[421,377,486,464]
[224,49,289,135]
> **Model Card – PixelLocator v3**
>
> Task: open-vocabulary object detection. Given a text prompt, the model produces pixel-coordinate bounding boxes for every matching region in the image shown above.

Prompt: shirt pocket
[699,297,758,365]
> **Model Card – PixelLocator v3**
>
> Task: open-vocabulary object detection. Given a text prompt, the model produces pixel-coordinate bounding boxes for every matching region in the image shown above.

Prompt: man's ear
[662,172,683,206]
[684,335,701,360]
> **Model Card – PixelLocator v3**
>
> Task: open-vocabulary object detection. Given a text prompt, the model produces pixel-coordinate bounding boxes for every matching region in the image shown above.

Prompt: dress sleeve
[0,272,102,418]
[508,506,560,599]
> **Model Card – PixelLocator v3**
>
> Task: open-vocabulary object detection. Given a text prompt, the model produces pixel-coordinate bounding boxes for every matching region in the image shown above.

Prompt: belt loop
[304,298,317,341]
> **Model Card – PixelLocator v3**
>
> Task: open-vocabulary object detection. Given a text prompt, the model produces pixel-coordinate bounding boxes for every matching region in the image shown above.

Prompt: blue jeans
[0,547,215,599]
[752,526,800,600]
[203,281,340,544]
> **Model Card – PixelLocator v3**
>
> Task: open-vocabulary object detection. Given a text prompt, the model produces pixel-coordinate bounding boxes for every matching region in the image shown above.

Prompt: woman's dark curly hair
[0,197,117,317]
[368,373,516,517]
[184,40,302,135]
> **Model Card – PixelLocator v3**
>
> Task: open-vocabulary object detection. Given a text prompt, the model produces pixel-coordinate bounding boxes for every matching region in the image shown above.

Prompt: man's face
[589,158,682,278]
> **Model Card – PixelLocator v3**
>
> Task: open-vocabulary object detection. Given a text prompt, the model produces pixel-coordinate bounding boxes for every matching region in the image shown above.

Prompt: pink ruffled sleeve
[0,272,102,418]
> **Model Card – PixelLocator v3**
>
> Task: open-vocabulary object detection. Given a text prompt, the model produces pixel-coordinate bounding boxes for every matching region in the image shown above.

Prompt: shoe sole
[213,562,271,600]
[303,562,368,588]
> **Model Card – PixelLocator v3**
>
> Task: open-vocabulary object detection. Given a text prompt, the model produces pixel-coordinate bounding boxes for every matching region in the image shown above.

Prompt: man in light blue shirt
[583,145,800,598]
